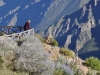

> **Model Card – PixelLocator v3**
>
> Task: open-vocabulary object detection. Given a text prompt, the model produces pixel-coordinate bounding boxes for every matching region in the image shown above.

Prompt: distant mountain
[0,0,53,26]
[45,0,100,59]
[35,0,90,32]
[0,0,90,28]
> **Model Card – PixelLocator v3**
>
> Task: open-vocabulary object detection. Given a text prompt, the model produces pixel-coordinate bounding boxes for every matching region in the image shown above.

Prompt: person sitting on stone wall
[24,20,31,31]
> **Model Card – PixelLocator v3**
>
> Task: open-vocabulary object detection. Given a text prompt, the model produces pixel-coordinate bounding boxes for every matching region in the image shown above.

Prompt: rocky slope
[0,31,98,75]
[0,34,75,75]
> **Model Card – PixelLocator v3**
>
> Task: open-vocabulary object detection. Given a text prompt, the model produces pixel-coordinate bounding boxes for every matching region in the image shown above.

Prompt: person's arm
[29,23,31,29]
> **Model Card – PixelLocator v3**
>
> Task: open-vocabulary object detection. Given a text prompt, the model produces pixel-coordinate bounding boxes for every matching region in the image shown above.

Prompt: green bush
[54,69,68,75]
[85,56,100,70]
[50,38,58,46]
[59,48,74,58]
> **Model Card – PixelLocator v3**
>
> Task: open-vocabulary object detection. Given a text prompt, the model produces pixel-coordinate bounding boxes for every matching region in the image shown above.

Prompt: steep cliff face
[76,21,92,51]
[35,0,90,33]
[45,0,100,59]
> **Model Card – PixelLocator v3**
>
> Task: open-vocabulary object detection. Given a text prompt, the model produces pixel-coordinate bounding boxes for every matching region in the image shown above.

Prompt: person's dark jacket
[24,22,31,31]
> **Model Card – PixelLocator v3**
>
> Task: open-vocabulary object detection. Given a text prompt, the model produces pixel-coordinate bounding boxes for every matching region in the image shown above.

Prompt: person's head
[27,20,31,23]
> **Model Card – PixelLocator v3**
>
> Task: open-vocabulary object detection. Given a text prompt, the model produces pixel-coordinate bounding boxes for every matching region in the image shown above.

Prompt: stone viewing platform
[0,26,24,35]
[0,26,34,41]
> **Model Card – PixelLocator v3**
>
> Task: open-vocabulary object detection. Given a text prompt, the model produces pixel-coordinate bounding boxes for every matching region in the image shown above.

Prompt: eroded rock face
[64,20,93,51]
[76,21,92,50]
[45,0,99,53]
[64,35,73,48]
[46,17,94,51]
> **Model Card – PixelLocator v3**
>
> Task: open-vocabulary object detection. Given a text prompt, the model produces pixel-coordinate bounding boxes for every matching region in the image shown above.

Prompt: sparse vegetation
[70,62,77,72]
[87,68,95,75]
[54,62,74,75]
[34,33,45,43]
[50,38,58,46]
[54,69,69,75]
[0,64,27,75]
[59,48,74,58]
[57,55,67,64]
